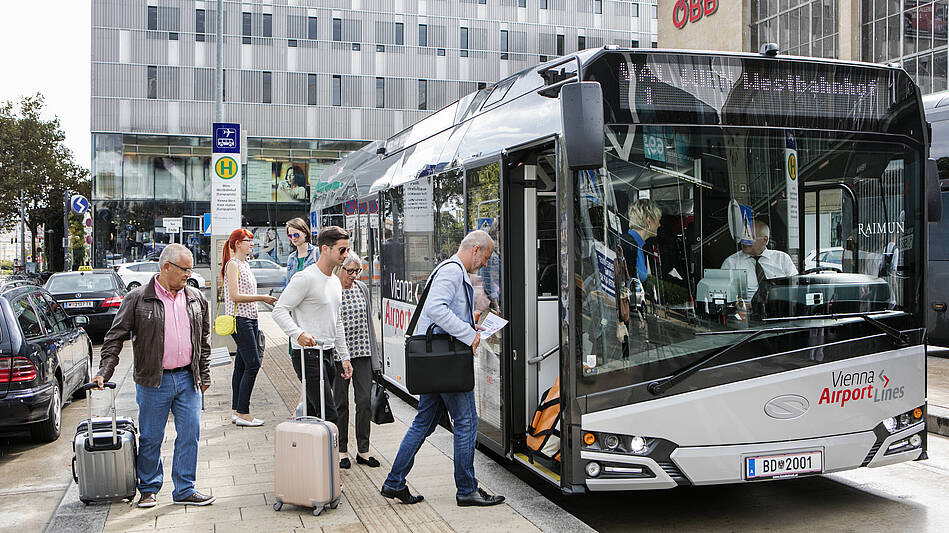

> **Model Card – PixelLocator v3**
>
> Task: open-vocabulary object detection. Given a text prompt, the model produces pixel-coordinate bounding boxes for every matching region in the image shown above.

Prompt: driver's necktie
[753,256,767,285]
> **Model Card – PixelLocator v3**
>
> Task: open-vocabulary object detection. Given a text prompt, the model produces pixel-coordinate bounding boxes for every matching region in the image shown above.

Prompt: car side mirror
[560,81,605,170]
[74,316,89,326]
[927,157,943,223]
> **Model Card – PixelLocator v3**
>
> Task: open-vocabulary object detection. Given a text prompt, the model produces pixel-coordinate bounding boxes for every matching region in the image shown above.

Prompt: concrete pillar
[837,0,863,61]
[657,0,752,52]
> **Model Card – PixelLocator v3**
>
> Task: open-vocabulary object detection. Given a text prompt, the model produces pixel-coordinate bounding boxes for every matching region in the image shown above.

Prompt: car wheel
[187,279,199,288]
[32,381,62,443]
[73,350,93,400]
[127,282,141,290]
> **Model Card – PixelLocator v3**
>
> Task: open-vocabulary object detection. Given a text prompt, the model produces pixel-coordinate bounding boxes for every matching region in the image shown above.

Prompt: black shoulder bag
[404,262,475,395]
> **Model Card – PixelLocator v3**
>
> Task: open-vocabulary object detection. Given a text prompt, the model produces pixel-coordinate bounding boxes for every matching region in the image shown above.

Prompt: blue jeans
[136,369,201,500]
[383,391,478,497]
[231,316,261,414]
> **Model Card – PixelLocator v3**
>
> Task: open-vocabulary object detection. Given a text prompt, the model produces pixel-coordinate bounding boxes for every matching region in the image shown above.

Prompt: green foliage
[0,94,90,270]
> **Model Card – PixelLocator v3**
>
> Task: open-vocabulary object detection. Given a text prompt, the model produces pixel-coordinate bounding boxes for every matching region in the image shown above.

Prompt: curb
[927,404,949,437]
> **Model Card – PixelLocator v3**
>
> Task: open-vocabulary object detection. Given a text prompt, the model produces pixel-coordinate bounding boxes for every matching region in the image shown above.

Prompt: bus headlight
[882,417,897,433]
[629,436,647,454]
[882,406,925,434]
[602,434,620,450]
[585,461,601,477]
[909,434,922,447]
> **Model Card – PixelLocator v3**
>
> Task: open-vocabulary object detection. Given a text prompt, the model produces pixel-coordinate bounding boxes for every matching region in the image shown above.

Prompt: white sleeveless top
[224,259,258,319]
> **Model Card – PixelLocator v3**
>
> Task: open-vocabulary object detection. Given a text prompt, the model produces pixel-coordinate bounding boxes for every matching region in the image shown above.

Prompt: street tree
[0,94,90,271]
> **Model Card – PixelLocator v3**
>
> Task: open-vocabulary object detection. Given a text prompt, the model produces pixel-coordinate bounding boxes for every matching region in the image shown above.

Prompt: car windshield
[574,126,922,395]
[47,274,116,292]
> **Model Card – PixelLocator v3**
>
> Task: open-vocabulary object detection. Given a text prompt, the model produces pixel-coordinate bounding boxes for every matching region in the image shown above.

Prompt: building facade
[659,1,947,95]
[91,0,658,266]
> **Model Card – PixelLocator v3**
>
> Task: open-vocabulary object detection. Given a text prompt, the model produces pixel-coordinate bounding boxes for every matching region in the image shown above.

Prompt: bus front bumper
[582,423,924,491]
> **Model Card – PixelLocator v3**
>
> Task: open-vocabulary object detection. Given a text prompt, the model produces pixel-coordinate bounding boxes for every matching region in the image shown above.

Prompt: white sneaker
[234,417,264,427]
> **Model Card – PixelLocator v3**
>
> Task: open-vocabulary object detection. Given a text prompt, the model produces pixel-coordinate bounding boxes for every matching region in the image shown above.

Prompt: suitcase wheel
[329,498,339,510]
[80,499,90,506]
[272,501,282,512]
[312,505,324,516]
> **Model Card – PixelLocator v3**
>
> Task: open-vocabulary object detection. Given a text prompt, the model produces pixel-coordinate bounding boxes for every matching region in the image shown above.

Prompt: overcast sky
[0,2,91,169]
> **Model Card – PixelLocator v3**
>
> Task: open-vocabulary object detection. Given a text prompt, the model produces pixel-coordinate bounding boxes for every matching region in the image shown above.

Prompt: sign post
[210,122,241,355]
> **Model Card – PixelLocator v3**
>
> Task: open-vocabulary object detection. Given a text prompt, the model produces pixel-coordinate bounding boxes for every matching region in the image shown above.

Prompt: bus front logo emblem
[764,394,809,419]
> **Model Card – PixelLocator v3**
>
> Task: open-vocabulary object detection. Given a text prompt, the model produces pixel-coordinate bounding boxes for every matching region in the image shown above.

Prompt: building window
[460,27,469,57]
[147,5,157,30]
[376,77,385,108]
[437,48,445,56]
[578,36,585,50]
[419,24,428,46]
[332,75,341,106]
[307,73,318,105]
[632,39,639,48]
[352,42,361,51]
[651,41,658,48]
[594,0,602,15]
[168,32,178,40]
[518,0,526,7]
[631,4,639,17]
[478,0,486,4]
[540,0,548,8]
[395,22,404,45]
[262,13,272,38]
[242,12,251,44]
[540,54,548,62]
[289,39,297,47]
[377,44,385,52]
[307,16,317,39]
[500,30,509,60]
[195,9,205,42]
[262,71,272,103]
[651,5,657,19]
[478,82,487,90]
[333,18,342,41]
[147,66,157,99]
[418,79,428,110]
[556,34,564,56]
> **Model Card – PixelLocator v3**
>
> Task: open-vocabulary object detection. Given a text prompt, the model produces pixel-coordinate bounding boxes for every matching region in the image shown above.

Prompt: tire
[73,351,93,400]
[187,279,199,288]
[127,282,141,290]
[273,501,282,511]
[32,381,62,443]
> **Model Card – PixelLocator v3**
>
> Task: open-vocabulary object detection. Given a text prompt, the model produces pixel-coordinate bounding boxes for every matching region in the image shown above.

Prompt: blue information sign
[212,122,240,154]
[70,194,89,215]
[203,213,212,236]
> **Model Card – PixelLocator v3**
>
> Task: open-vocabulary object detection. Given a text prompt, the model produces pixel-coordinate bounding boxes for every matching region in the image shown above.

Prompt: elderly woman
[621,199,662,283]
[333,251,382,469]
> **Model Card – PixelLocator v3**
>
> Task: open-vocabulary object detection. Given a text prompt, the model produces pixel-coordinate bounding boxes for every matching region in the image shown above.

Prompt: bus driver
[722,219,797,300]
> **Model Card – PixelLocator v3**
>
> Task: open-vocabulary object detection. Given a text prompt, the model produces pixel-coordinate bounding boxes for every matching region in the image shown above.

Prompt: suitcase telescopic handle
[84,382,119,446]
[297,339,326,420]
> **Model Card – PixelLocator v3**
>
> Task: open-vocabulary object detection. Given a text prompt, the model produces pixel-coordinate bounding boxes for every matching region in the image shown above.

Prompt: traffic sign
[203,213,212,236]
[213,123,241,154]
[214,156,238,179]
[70,194,89,215]
[85,235,93,245]
[163,217,182,233]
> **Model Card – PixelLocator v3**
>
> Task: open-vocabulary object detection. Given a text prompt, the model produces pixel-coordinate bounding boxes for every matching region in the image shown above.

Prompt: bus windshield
[574,125,923,397]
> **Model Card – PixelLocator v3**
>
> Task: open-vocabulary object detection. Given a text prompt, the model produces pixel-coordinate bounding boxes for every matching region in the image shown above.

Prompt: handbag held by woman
[403,262,475,395]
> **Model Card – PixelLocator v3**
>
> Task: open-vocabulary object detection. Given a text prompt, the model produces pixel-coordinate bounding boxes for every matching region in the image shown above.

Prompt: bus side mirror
[560,82,605,171]
[927,158,942,223]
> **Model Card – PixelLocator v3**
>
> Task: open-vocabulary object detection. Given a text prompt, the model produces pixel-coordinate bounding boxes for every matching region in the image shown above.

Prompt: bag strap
[406,261,472,336]
[219,259,241,317]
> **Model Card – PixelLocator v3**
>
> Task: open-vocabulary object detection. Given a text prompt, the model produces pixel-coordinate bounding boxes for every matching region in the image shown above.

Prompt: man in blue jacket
[380,230,505,507]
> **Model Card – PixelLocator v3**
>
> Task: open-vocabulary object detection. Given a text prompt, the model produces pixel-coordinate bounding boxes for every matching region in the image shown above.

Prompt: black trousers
[290,348,339,424]
[334,357,373,454]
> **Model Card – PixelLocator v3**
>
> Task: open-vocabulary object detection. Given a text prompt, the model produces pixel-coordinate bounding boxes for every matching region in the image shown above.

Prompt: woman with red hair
[222,228,277,426]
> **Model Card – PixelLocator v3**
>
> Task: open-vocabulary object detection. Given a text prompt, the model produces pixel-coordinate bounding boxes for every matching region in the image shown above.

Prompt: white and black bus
[922,90,949,346]
[312,46,940,493]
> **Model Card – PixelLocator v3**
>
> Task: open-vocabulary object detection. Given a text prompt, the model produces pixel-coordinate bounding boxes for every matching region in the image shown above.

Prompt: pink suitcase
[273,342,342,516]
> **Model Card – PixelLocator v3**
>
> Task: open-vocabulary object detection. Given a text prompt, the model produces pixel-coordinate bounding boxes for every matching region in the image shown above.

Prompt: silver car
[248,258,288,288]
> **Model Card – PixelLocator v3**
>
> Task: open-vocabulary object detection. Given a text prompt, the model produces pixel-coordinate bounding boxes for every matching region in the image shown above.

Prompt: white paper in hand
[478,312,509,339]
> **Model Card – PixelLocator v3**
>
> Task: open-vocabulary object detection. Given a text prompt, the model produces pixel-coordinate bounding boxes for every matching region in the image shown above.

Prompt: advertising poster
[593,241,617,298]
[246,160,274,202]
[403,179,434,233]
[274,162,309,203]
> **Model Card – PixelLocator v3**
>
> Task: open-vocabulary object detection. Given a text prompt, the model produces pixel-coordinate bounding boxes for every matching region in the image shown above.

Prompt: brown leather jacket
[96,276,211,389]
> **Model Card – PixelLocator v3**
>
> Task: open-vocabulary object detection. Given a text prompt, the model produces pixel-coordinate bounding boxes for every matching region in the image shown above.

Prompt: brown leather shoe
[173,491,216,506]
[137,493,157,508]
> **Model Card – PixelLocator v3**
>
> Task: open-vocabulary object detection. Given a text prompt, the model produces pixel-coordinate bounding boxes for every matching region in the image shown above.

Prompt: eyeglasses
[169,261,195,274]
[342,266,361,275]
[336,246,350,254]
[287,232,302,239]
[240,238,254,243]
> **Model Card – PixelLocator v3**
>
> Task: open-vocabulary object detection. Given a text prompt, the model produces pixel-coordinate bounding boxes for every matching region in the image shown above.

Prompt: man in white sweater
[273,226,354,424]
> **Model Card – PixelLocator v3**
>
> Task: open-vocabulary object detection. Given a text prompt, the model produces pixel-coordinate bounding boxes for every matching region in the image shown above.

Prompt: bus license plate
[66,301,94,309]
[745,450,822,480]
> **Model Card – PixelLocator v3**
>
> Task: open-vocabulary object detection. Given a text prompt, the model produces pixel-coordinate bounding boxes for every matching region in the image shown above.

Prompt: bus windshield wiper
[854,313,909,347]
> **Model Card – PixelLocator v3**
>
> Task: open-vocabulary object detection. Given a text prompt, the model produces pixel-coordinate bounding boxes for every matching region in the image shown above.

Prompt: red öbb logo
[673,0,718,30]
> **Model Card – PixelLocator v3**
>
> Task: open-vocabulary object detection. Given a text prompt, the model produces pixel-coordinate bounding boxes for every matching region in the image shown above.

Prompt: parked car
[105,253,125,267]
[248,258,288,288]
[44,270,128,336]
[803,247,844,271]
[0,280,93,442]
[115,261,207,290]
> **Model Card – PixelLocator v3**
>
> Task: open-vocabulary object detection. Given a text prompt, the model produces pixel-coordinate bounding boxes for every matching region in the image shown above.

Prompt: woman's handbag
[213,259,238,336]
[370,376,394,424]
[256,330,266,352]
[403,262,475,395]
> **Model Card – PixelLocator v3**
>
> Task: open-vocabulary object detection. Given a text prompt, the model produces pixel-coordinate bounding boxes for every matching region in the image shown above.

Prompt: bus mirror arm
[647,329,769,396]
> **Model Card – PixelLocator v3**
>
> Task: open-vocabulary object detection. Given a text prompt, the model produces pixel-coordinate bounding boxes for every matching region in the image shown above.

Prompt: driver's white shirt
[722,249,797,299]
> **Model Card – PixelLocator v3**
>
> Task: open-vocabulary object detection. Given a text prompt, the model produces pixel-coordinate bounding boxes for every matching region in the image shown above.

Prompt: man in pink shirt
[94,244,214,508]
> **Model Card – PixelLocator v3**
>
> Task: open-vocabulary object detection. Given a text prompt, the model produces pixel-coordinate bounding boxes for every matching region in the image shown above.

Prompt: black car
[0,281,93,442]
[44,270,127,336]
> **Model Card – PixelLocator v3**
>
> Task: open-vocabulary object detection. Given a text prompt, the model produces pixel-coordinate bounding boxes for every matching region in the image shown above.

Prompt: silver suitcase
[72,382,138,504]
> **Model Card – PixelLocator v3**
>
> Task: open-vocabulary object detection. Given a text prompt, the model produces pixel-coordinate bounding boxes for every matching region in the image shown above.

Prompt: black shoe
[356,455,380,468]
[339,457,351,469]
[456,488,505,507]
[380,485,424,504]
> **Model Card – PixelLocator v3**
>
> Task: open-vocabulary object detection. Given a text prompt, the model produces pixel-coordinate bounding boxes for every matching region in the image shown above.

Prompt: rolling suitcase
[72,382,138,504]
[273,341,342,516]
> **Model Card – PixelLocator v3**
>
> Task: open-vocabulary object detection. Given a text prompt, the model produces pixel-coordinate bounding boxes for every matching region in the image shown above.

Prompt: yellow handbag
[214,263,237,335]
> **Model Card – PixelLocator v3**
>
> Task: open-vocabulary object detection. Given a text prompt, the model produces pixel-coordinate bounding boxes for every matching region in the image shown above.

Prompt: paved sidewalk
[47,314,589,533]
[927,349,949,436]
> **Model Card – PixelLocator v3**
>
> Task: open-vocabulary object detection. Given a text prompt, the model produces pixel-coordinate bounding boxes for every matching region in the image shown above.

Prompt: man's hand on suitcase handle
[341,359,353,380]
[92,375,105,390]
[297,332,318,347]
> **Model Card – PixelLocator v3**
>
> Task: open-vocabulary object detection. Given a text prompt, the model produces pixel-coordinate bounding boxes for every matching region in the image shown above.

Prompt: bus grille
[861,442,882,466]
[657,461,688,483]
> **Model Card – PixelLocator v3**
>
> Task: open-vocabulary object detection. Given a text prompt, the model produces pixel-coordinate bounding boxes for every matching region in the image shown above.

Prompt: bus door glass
[465,160,505,448]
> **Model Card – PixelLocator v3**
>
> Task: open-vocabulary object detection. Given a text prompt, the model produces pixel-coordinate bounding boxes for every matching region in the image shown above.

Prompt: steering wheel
[800,266,843,275]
